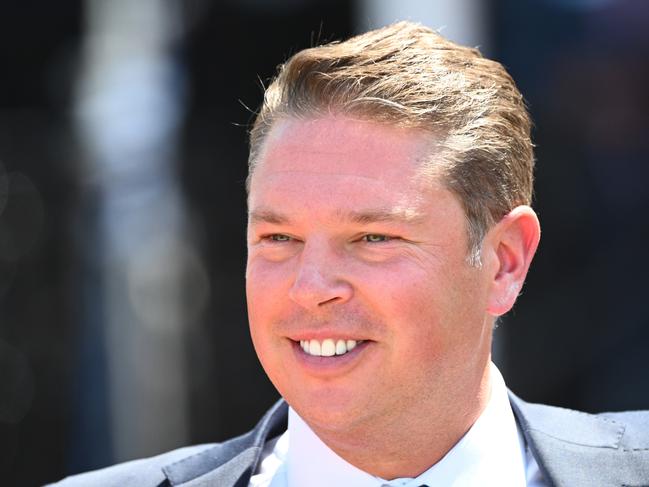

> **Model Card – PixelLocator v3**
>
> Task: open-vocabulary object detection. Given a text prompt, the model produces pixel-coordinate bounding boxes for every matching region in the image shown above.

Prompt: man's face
[246,115,496,435]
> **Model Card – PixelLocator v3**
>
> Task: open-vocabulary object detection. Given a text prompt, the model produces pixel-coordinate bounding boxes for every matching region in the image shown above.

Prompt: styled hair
[248,21,534,265]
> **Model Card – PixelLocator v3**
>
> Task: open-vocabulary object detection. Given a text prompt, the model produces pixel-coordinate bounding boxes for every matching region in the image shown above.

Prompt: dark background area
[0,1,647,485]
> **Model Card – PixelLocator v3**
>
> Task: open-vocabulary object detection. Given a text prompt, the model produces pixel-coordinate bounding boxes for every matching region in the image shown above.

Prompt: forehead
[249,116,437,199]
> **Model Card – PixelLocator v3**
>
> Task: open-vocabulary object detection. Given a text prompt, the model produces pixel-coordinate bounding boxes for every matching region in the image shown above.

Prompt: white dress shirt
[250,363,548,486]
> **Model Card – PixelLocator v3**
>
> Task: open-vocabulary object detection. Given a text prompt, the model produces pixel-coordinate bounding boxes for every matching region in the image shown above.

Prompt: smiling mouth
[298,339,365,357]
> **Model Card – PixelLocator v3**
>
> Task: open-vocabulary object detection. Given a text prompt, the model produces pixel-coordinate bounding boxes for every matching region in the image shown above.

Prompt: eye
[362,234,391,243]
[267,234,291,242]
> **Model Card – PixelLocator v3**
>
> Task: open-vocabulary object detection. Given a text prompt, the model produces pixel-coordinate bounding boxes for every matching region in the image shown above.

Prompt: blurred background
[0,0,647,485]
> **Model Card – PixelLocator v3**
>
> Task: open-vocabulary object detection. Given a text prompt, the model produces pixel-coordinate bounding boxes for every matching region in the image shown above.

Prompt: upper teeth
[300,339,360,357]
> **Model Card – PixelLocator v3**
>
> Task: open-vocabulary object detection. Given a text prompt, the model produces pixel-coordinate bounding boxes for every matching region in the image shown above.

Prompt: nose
[288,240,353,311]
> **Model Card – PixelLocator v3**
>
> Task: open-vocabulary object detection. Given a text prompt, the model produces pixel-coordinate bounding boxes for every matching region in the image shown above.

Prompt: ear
[484,205,540,317]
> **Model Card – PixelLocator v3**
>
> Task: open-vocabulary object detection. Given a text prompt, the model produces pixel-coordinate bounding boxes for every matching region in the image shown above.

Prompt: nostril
[318,296,342,306]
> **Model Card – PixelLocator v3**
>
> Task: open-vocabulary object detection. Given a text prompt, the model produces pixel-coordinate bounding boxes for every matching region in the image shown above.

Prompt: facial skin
[246,115,539,479]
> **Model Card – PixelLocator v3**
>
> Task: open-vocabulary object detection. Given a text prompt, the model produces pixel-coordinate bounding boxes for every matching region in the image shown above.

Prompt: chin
[284,387,372,433]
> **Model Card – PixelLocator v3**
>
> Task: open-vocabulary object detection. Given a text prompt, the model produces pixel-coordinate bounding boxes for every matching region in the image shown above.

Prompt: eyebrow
[345,208,426,225]
[249,207,426,226]
[249,209,290,225]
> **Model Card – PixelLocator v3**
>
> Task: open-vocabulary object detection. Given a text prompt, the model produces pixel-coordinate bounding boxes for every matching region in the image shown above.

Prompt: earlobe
[486,206,540,317]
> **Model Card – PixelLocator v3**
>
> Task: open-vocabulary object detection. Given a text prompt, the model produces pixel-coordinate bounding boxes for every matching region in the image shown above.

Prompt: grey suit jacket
[50,392,649,487]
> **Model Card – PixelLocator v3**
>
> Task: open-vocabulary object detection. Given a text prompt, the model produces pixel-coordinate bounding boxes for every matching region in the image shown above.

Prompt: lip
[290,338,371,377]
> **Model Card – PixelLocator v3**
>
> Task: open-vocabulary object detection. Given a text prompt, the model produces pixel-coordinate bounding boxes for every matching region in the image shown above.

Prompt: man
[52,21,649,487]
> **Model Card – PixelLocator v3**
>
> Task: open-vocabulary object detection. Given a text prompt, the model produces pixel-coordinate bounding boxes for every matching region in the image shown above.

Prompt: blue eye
[363,234,390,243]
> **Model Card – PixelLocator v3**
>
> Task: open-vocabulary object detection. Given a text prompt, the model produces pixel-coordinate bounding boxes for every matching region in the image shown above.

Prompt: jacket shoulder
[49,400,289,487]
[510,391,649,486]
[48,444,217,487]
[511,391,649,449]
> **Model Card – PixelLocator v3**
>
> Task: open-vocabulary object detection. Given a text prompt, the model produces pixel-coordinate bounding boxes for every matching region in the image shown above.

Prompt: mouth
[298,338,365,357]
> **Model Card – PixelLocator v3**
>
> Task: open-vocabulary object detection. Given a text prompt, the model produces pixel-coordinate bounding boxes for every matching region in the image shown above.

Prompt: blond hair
[248,21,534,265]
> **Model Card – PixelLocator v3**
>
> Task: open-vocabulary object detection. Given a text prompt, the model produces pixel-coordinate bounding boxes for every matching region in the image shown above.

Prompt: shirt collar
[285,363,527,487]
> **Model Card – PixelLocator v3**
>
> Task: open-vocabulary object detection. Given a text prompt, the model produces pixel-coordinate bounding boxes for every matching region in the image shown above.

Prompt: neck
[306,363,492,480]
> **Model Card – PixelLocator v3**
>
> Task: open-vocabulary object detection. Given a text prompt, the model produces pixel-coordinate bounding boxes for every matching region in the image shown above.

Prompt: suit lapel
[168,448,260,487]
[163,400,288,486]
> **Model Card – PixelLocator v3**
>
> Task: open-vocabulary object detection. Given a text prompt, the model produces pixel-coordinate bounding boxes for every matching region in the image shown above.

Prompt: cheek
[360,262,444,342]
[245,259,300,372]
[246,263,280,354]
[368,258,472,356]
[246,258,291,313]
[246,264,283,363]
